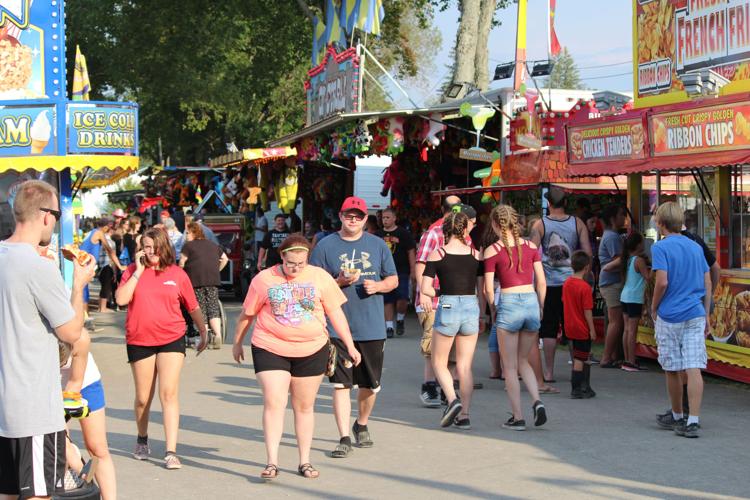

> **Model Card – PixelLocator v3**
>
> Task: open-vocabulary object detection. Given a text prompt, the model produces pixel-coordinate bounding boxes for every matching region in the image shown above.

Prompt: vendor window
[0,170,60,241]
[732,166,750,269]
[658,171,717,255]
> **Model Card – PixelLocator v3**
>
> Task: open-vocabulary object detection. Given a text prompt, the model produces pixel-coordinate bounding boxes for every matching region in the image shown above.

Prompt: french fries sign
[650,102,750,155]
[635,0,750,107]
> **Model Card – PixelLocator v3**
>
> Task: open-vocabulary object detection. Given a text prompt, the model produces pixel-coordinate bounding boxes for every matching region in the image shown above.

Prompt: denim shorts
[496,292,541,333]
[434,295,480,336]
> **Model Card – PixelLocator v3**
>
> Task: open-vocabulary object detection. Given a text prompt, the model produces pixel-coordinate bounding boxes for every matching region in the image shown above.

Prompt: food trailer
[564,0,750,383]
[1,1,139,284]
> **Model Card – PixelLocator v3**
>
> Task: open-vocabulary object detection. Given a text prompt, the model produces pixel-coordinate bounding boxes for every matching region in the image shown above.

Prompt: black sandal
[260,464,278,480]
[331,441,351,458]
[298,463,319,479]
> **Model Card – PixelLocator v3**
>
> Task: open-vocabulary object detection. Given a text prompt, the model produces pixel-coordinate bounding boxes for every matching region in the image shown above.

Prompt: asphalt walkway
[78,303,750,499]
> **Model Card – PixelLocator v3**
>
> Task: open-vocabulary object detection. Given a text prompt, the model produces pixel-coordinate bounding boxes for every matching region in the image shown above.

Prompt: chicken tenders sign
[650,102,750,155]
[635,0,750,107]
[567,120,647,164]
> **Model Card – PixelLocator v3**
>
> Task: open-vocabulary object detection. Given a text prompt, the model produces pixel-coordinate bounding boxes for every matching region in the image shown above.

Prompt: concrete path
[78,302,750,499]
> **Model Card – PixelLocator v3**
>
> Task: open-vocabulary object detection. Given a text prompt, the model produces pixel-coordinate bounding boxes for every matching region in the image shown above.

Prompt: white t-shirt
[60,352,102,390]
[0,242,75,437]
[255,214,268,243]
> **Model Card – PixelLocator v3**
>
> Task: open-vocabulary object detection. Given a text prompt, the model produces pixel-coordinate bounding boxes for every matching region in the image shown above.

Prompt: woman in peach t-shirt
[232,234,361,480]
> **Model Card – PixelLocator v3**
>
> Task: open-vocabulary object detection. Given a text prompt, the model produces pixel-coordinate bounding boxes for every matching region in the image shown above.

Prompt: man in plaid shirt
[415,196,465,407]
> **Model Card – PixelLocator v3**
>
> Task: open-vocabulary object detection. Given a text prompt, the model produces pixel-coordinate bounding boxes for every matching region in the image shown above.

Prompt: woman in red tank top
[483,205,548,430]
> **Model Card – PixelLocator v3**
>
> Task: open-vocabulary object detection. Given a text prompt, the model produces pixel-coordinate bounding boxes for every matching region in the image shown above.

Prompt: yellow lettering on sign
[0,116,31,146]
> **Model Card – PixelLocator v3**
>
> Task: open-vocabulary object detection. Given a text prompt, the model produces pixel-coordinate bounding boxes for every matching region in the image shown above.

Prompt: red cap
[160,210,170,219]
[340,196,368,214]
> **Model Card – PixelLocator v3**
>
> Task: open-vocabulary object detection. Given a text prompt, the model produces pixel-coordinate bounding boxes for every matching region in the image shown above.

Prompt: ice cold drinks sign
[67,104,138,155]
[650,103,750,155]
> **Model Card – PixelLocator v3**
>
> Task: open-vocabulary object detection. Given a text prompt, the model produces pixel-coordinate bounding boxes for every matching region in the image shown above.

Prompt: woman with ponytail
[421,207,483,430]
[484,204,548,430]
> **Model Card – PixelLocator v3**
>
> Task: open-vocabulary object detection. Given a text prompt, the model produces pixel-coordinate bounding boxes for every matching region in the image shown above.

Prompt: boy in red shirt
[562,251,597,399]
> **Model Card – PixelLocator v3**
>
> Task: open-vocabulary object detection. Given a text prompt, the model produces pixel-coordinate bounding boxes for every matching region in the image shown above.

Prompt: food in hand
[61,245,93,266]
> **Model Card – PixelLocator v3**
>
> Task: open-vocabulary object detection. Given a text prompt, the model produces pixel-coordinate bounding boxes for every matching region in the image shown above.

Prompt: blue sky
[396,0,634,106]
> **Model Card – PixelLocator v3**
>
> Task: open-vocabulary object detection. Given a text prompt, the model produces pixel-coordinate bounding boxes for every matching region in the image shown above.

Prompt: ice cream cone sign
[30,110,51,155]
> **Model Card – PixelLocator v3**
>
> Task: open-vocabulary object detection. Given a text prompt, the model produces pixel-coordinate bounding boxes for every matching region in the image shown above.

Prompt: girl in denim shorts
[421,209,483,430]
[483,205,548,431]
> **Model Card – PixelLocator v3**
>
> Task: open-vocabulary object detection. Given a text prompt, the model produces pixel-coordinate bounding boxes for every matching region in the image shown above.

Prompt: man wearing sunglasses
[310,196,398,458]
[0,180,96,499]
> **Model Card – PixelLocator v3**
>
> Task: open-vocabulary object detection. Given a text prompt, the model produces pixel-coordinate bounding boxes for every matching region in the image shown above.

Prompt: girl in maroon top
[116,228,208,470]
[483,205,548,430]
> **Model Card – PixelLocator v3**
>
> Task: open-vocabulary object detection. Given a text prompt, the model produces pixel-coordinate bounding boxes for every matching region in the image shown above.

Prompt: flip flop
[298,463,319,479]
[539,385,560,394]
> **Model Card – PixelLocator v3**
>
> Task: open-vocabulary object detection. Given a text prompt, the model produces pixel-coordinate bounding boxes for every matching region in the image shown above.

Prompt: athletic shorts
[655,316,707,371]
[496,293,541,333]
[98,265,116,300]
[330,339,385,392]
[251,344,328,377]
[81,379,106,413]
[600,282,624,309]
[434,295,479,336]
[540,286,564,339]
[127,336,186,363]
[571,339,592,361]
[195,286,221,321]
[384,274,410,304]
[0,430,66,499]
[622,302,643,319]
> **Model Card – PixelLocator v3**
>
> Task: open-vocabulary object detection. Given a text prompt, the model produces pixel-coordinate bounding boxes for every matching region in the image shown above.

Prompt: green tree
[544,47,584,89]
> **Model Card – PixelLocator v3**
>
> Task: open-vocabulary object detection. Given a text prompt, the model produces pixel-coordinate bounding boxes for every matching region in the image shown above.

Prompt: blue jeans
[434,295,480,336]
[488,324,499,353]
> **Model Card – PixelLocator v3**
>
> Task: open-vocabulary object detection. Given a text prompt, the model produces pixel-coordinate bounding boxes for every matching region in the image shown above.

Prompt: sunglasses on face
[40,207,61,222]
[342,213,365,222]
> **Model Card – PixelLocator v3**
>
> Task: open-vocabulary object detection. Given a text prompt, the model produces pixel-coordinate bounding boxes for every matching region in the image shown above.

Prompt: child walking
[562,251,597,399]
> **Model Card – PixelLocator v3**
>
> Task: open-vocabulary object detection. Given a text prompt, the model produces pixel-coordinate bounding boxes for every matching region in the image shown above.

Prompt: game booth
[1,1,139,287]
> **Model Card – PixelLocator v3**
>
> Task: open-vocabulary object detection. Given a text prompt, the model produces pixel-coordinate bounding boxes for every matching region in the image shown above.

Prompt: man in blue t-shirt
[310,196,398,458]
[651,202,710,439]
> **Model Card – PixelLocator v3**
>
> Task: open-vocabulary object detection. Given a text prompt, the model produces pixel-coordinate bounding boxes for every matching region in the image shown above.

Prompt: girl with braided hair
[484,204,548,430]
[421,208,483,430]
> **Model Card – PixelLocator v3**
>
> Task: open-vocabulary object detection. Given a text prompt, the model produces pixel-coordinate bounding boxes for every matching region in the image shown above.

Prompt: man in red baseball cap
[310,196,398,458]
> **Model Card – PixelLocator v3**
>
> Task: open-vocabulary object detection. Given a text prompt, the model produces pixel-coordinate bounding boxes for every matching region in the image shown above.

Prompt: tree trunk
[474,0,497,91]
[446,0,481,99]
[296,0,315,22]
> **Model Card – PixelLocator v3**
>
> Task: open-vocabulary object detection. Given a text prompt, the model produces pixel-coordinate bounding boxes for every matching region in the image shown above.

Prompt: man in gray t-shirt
[0,180,95,498]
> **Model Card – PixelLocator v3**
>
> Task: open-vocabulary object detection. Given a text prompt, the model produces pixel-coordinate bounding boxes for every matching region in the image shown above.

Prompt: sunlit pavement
[80,302,750,499]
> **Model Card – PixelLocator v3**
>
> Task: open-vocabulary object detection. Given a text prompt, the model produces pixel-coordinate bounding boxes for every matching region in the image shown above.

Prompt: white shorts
[655,316,707,371]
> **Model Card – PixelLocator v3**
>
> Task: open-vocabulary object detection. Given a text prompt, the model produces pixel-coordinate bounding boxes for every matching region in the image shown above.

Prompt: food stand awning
[568,95,750,176]
[208,146,297,169]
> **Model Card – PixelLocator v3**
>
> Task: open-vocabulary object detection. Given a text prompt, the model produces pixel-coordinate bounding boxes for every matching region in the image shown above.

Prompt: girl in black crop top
[421,210,484,429]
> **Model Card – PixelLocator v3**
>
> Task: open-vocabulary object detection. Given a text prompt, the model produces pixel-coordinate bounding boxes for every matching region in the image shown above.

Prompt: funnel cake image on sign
[29,109,50,154]
[0,22,32,94]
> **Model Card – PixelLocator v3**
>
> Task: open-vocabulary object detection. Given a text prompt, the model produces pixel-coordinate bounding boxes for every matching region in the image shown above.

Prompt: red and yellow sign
[650,102,750,155]
[567,119,647,163]
[634,0,750,108]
